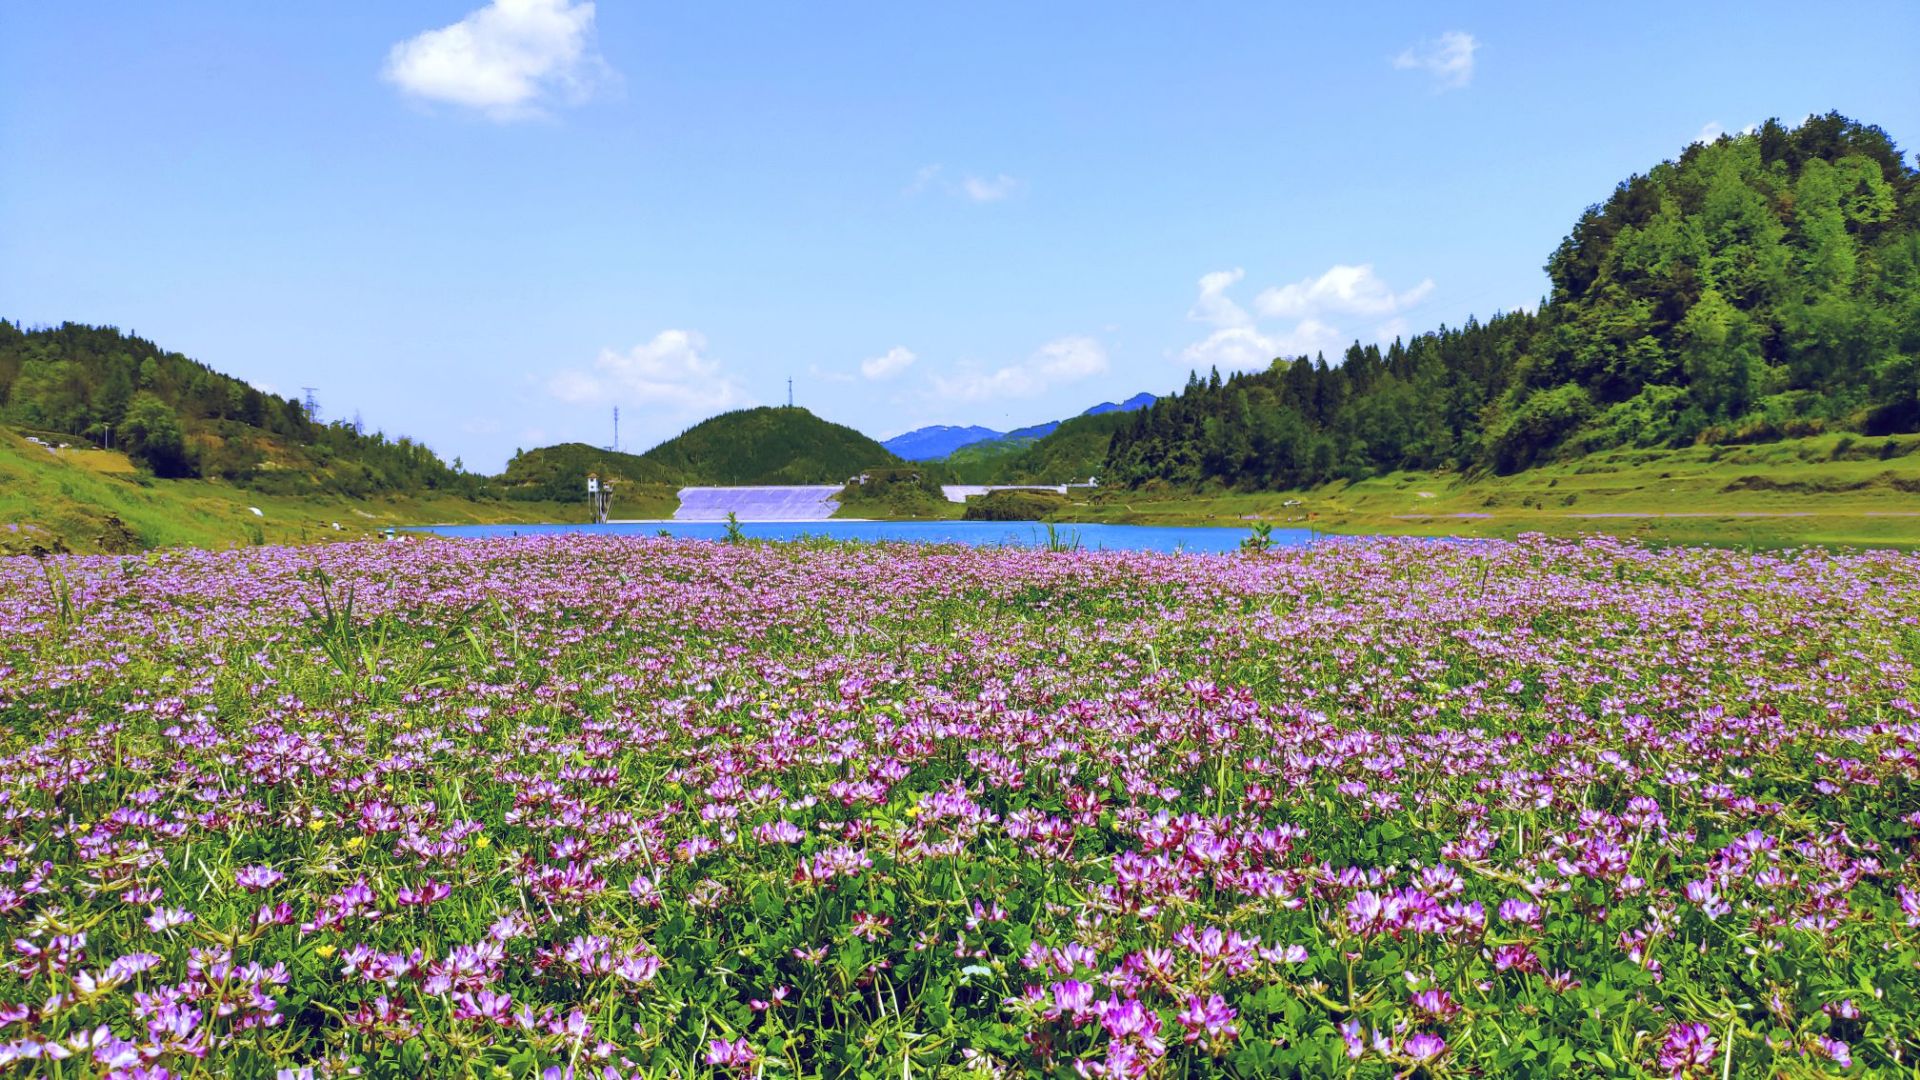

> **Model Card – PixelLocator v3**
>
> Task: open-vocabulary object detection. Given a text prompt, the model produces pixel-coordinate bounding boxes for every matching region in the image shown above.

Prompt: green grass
[11,425,1920,553]
[1058,432,1920,547]
[0,428,586,554]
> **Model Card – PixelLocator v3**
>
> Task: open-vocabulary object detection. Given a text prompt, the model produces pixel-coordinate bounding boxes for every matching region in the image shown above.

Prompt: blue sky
[4,2,1917,471]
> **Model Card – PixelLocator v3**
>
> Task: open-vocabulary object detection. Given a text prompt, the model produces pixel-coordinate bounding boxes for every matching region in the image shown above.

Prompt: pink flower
[1177,993,1238,1044]
[704,1037,758,1068]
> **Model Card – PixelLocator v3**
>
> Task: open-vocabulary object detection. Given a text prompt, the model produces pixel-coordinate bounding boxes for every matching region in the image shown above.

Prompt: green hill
[636,406,903,484]
[1108,112,1920,490]
[944,411,1133,484]
[941,434,1040,481]
[0,426,564,556]
[0,321,482,498]
[497,442,681,507]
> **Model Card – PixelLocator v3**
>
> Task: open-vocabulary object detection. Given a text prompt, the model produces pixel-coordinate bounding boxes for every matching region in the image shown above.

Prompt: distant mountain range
[883,392,1156,461]
[877,425,1003,461]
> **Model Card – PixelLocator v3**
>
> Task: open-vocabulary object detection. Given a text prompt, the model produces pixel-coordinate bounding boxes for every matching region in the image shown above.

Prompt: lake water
[415,519,1322,554]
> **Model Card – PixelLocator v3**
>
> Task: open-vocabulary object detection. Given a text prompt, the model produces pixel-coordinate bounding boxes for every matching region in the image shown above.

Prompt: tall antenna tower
[300,387,321,423]
[611,407,620,453]
[787,377,794,408]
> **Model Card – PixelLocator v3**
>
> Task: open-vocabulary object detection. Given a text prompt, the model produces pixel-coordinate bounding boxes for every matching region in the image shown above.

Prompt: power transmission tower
[301,387,321,423]
[612,407,620,453]
[787,378,793,408]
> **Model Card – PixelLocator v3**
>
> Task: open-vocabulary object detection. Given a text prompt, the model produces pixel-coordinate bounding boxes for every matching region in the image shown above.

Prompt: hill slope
[638,407,903,484]
[497,442,681,497]
[944,410,1136,484]
[0,321,481,497]
[933,392,1156,478]
[1108,112,1920,490]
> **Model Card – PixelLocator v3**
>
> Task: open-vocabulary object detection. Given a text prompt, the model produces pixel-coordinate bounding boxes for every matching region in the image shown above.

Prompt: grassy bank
[10,425,1920,553]
[0,428,606,555]
[1039,432,1920,548]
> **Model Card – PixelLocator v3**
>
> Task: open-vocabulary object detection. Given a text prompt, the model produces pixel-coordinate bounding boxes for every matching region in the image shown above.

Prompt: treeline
[0,321,482,496]
[1108,113,1920,489]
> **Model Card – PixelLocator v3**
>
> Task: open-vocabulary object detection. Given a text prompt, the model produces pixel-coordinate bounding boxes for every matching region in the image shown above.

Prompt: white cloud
[1179,321,1345,373]
[930,335,1108,403]
[383,0,612,120]
[1393,31,1477,91]
[1254,264,1434,320]
[1178,264,1434,372]
[807,363,856,384]
[906,164,944,195]
[1180,327,1281,372]
[1692,120,1757,145]
[546,330,744,411]
[961,174,1021,202]
[907,165,1023,203]
[860,346,917,380]
[1189,268,1252,328]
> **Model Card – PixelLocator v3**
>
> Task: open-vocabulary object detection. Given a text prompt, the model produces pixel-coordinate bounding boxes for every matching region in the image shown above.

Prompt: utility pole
[301,387,321,423]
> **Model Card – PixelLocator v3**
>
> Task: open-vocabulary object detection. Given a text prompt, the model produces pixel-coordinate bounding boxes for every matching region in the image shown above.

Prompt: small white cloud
[1188,268,1252,328]
[1393,31,1477,91]
[1254,264,1434,320]
[961,174,1021,202]
[906,164,944,195]
[383,0,612,120]
[860,346,917,380]
[1180,327,1282,372]
[930,335,1108,403]
[907,165,1022,203]
[1692,120,1756,145]
[1031,336,1106,380]
[546,330,743,411]
[1179,321,1344,373]
[807,363,856,384]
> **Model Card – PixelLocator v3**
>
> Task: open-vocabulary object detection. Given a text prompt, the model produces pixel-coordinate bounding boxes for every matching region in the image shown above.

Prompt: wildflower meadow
[2,535,1918,1078]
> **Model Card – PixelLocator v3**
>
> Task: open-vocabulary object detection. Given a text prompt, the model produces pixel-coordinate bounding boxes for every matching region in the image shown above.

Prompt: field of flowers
[2,535,1919,1078]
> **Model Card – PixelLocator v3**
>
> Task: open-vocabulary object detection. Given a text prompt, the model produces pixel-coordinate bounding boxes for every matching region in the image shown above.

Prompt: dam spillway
[671,485,843,521]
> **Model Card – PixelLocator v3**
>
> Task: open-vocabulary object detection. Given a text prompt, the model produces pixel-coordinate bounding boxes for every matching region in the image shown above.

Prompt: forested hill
[1108,112,1920,489]
[0,321,478,496]
[636,407,904,484]
[0,326,903,496]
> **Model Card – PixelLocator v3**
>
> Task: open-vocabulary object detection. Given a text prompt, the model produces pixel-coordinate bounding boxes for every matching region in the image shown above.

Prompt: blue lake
[415,520,1323,554]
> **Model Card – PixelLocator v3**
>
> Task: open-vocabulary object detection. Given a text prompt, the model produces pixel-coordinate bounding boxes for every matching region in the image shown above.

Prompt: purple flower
[1657,1022,1716,1076]
[235,866,284,891]
[1403,1032,1448,1062]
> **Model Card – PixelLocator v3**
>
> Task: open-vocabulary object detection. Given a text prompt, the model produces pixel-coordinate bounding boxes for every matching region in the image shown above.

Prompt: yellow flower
[306,819,326,832]
[343,835,366,853]
[473,834,492,850]
[314,944,336,960]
